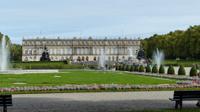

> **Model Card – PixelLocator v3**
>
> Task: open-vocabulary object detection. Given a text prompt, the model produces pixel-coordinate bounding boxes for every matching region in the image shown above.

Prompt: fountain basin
[0,69,59,74]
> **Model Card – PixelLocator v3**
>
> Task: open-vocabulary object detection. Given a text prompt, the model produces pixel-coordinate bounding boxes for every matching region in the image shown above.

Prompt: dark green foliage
[167,65,175,75]
[126,65,130,71]
[142,25,200,59]
[146,65,151,73]
[122,65,126,71]
[12,62,84,69]
[152,65,158,73]
[10,44,22,62]
[139,65,145,72]
[134,66,139,72]
[159,65,165,74]
[178,65,186,75]
[130,66,134,72]
[119,65,123,71]
[190,66,197,77]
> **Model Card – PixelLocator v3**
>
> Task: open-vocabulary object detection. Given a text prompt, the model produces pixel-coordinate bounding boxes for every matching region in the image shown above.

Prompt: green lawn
[0,70,176,87]
[164,59,200,67]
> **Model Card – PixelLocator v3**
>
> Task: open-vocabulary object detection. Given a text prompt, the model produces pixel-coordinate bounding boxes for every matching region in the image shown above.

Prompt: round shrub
[190,66,197,77]
[159,65,165,74]
[134,66,139,72]
[130,66,134,72]
[178,65,186,75]
[139,65,145,72]
[152,65,158,73]
[146,65,151,73]
[167,65,175,75]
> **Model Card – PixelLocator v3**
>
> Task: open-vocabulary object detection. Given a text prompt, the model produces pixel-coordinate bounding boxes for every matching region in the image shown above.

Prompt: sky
[0,0,200,44]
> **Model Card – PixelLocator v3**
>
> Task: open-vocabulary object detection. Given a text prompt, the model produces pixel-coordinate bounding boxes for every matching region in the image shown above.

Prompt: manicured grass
[164,59,200,67]
[0,70,176,87]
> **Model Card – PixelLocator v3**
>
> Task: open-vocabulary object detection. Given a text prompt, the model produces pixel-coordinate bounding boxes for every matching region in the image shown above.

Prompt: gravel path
[5,91,198,112]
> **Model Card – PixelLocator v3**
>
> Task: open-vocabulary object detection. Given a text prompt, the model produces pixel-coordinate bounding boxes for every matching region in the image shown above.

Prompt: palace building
[22,37,141,62]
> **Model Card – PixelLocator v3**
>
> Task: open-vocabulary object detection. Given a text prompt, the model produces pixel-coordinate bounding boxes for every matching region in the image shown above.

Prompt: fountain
[0,36,9,71]
[128,47,133,60]
[0,36,58,74]
[98,48,106,70]
[153,48,164,67]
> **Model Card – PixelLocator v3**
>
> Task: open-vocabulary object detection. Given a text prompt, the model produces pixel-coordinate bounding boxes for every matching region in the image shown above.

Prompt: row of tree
[1,25,200,62]
[142,25,200,59]
[116,64,199,76]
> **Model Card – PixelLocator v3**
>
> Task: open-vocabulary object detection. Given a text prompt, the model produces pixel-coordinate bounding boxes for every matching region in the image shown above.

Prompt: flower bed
[1,84,200,93]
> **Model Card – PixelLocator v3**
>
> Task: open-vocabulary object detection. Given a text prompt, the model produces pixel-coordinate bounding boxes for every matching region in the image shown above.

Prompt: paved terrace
[6,91,198,112]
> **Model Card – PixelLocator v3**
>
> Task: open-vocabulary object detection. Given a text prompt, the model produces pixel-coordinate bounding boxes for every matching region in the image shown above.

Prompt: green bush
[134,66,139,72]
[159,65,165,74]
[126,65,130,71]
[13,62,84,69]
[130,66,134,72]
[178,65,186,75]
[152,65,158,73]
[139,65,145,72]
[123,65,127,71]
[146,65,151,73]
[190,66,197,77]
[115,64,120,71]
[119,65,123,71]
[167,65,175,75]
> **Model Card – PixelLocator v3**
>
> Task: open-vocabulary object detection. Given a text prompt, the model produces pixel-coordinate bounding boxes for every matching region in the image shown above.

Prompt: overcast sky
[0,0,200,44]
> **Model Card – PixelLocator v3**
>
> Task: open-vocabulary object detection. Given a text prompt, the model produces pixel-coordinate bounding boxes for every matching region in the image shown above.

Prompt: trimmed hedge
[126,65,131,71]
[12,62,84,69]
[146,65,151,73]
[123,64,127,71]
[134,66,139,72]
[178,65,186,75]
[167,65,175,75]
[190,66,197,77]
[119,65,123,71]
[152,65,158,73]
[130,66,134,72]
[139,65,145,72]
[159,65,165,74]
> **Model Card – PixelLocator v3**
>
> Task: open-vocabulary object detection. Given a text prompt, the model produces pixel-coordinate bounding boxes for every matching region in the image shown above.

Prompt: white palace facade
[22,37,141,62]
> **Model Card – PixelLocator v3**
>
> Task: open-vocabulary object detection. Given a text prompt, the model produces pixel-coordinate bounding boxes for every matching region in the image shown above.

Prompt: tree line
[1,25,200,62]
[142,25,200,59]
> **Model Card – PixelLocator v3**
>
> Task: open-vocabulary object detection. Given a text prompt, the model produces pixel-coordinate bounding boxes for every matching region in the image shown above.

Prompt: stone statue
[40,46,51,61]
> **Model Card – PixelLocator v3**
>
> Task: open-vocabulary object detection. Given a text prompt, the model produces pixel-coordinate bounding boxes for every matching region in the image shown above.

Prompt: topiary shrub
[167,65,175,75]
[190,66,197,77]
[134,66,139,72]
[139,65,145,72]
[178,65,186,75]
[123,65,126,71]
[130,66,134,72]
[119,65,123,71]
[126,65,130,71]
[159,65,165,74]
[152,65,158,73]
[146,65,151,73]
